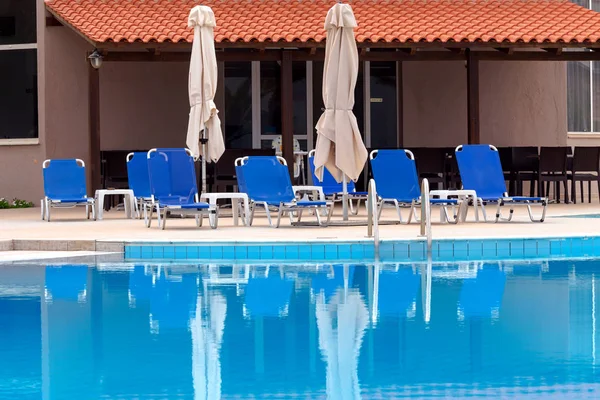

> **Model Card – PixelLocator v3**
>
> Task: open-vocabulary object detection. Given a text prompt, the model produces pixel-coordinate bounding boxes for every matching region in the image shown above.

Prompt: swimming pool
[2,259,600,398]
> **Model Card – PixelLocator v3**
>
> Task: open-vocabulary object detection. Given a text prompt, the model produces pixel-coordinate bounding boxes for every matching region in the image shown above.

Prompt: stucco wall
[43,28,91,161]
[479,61,567,146]
[0,0,47,203]
[403,61,468,147]
[402,60,567,148]
[100,62,189,151]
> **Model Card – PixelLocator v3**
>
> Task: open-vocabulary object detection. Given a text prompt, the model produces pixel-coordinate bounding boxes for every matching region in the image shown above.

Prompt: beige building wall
[479,61,567,146]
[0,0,48,203]
[402,60,568,148]
[99,62,189,151]
[403,61,468,147]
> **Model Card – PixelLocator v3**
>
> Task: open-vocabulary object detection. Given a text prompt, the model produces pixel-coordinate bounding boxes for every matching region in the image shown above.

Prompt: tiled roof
[45,0,600,45]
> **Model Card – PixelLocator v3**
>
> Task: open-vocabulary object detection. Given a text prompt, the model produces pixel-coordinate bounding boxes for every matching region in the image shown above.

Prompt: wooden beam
[542,47,563,55]
[466,49,480,145]
[447,48,466,55]
[98,48,600,64]
[45,15,62,27]
[397,61,404,148]
[473,51,600,61]
[281,50,295,178]
[88,63,102,195]
[494,47,514,55]
[398,48,416,56]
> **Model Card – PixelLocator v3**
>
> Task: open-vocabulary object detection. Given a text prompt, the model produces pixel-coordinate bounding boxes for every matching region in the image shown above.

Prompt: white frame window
[0,0,39,144]
[567,0,600,136]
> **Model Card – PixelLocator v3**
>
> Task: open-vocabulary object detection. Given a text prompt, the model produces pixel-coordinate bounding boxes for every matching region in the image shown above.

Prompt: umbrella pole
[201,129,208,194]
[342,174,349,221]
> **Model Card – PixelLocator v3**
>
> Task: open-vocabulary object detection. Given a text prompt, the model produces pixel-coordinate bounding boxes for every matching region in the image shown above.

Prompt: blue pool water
[2,259,600,398]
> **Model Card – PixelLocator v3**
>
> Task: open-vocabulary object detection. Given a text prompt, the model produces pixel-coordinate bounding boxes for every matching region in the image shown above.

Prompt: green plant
[0,198,34,209]
[12,198,34,208]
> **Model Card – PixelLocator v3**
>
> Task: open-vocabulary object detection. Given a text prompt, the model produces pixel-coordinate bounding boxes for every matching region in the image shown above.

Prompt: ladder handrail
[420,178,432,253]
[367,179,380,257]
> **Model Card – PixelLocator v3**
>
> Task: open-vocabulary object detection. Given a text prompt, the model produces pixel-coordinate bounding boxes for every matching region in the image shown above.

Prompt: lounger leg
[315,207,322,225]
[394,200,406,224]
[478,199,488,222]
[349,199,359,216]
[297,208,304,222]
[326,203,334,225]
[145,204,153,228]
[91,200,96,221]
[249,204,256,226]
[275,205,284,228]
[155,204,161,229]
[412,203,421,223]
[263,203,273,227]
[526,201,547,223]
[406,202,416,224]
[160,209,167,230]
[445,205,459,224]
[377,200,384,222]
[196,213,203,227]
[40,199,45,220]
[209,209,218,229]
[46,200,51,222]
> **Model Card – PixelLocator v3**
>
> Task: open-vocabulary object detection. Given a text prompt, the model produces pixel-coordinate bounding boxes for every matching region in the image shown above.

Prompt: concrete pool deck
[0,203,598,252]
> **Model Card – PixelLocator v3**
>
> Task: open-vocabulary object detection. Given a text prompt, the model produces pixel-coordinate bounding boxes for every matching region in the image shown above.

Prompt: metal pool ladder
[366,179,380,257]
[420,178,433,254]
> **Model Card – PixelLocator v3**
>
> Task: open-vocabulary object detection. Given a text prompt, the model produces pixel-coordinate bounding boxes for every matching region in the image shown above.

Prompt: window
[224,62,252,149]
[567,0,600,133]
[0,0,38,140]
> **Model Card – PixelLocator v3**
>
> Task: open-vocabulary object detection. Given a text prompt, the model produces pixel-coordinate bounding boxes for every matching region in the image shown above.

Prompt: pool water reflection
[1,259,600,398]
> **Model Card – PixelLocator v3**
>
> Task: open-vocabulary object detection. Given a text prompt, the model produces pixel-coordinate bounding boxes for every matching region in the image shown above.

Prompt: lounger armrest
[292,185,326,202]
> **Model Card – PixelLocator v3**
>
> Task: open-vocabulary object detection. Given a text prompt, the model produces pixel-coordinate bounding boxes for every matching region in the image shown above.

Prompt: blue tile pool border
[124,236,600,263]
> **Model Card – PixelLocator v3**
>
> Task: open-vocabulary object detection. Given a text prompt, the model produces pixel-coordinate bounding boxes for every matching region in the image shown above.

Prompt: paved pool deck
[0,203,598,253]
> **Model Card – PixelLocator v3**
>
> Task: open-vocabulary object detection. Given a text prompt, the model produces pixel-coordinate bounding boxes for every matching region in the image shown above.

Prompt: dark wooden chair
[512,146,539,197]
[538,146,569,203]
[568,146,600,203]
[497,147,515,194]
[410,147,447,190]
[101,150,144,211]
[440,147,461,190]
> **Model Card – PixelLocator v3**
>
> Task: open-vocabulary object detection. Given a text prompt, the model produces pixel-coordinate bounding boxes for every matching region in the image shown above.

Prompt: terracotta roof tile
[44,0,600,45]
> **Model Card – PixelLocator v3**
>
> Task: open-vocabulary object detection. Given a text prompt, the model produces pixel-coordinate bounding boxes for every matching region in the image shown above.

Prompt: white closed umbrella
[192,293,227,400]
[316,290,368,400]
[314,3,367,220]
[186,5,224,193]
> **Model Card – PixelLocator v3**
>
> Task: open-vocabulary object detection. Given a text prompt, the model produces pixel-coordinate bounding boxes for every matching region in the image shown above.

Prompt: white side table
[200,192,250,226]
[95,189,136,220]
[429,189,479,223]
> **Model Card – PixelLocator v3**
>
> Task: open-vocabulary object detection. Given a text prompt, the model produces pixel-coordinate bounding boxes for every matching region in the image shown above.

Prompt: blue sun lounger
[145,148,218,229]
[236,156,333,227]
[308,150,368,216]
[369,149,459,224]
[454,144,547,222]
[126,152,152,219]
[41,159,96,221]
